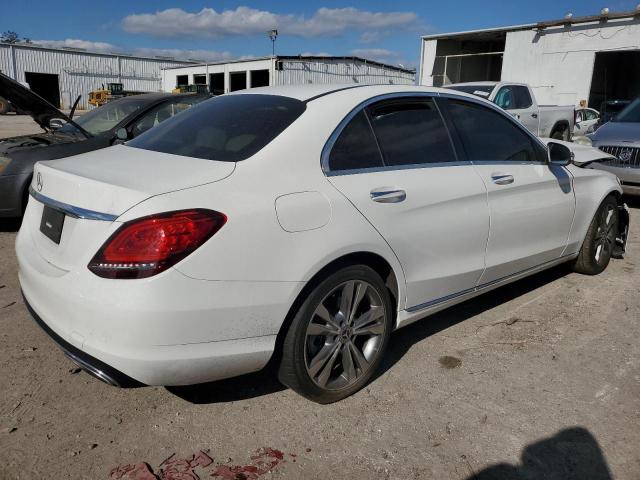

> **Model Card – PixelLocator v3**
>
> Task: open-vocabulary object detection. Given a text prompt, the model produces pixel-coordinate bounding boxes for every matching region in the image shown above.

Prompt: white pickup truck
[447,82,575,141]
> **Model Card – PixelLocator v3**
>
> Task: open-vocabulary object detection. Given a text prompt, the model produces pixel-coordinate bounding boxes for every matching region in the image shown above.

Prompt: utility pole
[267,29,278,57]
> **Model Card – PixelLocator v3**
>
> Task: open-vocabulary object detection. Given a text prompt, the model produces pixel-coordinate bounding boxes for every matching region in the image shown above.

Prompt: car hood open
[0,72,88,136]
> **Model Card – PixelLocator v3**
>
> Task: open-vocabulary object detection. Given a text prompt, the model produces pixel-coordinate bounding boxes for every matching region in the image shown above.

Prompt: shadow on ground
[468,427,613,480]
[169,264,570,404]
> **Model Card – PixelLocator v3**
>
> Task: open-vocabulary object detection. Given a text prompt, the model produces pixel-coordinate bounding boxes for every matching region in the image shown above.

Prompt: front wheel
[278,265,393,403]
[572,196,618,275]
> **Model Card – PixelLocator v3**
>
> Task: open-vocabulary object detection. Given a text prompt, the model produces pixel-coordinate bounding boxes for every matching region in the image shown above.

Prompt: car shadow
[467,427,613,480]
[168,264,570,405]
[0,218,22,232]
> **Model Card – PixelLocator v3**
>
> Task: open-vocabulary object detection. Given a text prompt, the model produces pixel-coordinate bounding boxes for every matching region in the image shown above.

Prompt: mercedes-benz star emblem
[618,149,633,163]
[36,172,43,192]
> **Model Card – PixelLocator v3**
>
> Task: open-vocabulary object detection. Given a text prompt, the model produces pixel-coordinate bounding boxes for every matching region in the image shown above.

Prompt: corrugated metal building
[0,43,196,109]
[419,9,640,109]
[162,56,416,94]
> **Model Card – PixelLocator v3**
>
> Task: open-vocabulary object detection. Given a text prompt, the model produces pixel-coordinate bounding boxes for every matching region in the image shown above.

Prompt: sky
[1,0,638,68]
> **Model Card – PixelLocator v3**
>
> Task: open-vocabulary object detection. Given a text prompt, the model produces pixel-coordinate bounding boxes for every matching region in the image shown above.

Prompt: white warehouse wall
[162,57,415,93]
[0,44,194,109]
[501,19,640,106]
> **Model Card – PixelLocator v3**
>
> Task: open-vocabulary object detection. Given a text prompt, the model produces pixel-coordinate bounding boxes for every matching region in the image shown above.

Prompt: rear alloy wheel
[279,266,393,403]
[572,196,618,275]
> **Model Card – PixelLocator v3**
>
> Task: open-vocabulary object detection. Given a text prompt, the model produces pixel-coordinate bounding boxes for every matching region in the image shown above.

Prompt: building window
[193,74,206,85]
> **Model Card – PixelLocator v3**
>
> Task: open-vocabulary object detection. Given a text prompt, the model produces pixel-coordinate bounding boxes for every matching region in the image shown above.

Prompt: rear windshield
[446,85,494,98]
[612,98,640,123]
[128,94,306,161]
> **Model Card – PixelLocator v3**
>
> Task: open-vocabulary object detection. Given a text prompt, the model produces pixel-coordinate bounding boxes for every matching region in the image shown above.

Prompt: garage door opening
[589,50,640,111]
[431,31,505,86]
[209,73,224,95]
[24,72,60,108]
[229,71,247,92]
[250,69,270,88]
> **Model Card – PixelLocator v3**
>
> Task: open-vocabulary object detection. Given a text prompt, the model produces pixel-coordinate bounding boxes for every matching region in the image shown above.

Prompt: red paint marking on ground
[109,449,285,480]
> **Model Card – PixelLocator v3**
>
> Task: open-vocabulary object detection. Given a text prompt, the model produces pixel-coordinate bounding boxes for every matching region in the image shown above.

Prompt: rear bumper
[23,295,141,387]
[17,218,302,386]
[0,173,30,218]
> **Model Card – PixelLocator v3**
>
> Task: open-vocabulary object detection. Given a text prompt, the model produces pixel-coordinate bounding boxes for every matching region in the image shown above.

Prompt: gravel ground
[1,115,639,479]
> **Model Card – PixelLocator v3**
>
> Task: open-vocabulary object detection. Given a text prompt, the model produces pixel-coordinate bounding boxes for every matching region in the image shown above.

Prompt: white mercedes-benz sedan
[17,84,629,403]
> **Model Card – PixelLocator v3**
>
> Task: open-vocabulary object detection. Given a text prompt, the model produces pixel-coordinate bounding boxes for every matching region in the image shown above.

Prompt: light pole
[268,29,278,57]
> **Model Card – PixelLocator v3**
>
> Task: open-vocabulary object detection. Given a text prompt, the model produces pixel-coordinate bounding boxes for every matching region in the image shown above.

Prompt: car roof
[109,92,205,105]
[230,84,452,102]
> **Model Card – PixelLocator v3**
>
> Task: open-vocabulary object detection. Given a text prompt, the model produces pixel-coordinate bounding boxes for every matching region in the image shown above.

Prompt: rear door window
[367,98,455,166]
[445,99,541,162]
[328,110,384,171]
[128,94,306,161]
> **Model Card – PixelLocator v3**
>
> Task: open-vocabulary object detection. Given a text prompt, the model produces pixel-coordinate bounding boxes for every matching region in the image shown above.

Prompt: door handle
[491,174,514,185]
[531,113,538,118]
[370,188,406,203]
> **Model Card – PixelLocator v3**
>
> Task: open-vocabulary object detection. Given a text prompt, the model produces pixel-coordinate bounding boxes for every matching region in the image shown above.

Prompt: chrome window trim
[29,186,118,221]
[325,161,471,177]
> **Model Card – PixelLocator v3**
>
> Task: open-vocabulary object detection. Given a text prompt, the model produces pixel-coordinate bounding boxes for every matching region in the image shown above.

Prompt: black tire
[551,125,569,141]
[0,97,9,115]
[278,265,393,403]
[572,196,618,275]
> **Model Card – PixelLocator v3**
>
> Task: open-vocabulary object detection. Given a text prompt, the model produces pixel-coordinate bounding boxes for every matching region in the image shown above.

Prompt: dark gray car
[0,73,209,217]
[589,97,640,196]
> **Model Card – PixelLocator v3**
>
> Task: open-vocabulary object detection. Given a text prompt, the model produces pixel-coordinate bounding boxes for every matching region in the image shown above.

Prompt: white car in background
[574,108,600,135]
[17,85,629,403]
[447,81,575,141]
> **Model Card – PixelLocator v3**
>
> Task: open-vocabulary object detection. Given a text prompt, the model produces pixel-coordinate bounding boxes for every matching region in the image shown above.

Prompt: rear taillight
[88,209,226,279]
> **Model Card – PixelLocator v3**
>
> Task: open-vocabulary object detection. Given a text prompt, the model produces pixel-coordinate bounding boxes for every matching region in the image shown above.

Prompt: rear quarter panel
[115,95,408,306]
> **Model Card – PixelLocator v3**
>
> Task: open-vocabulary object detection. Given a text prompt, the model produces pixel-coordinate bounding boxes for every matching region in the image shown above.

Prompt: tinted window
[447,99,538,162]
[368,99,455,166]
[513,86,533,109]
[130,96,207,137]
[128,94,305,162]
[329,111,383,171]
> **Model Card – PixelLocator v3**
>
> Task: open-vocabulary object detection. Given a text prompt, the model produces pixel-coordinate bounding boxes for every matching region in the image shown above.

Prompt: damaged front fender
[613,202,630,259]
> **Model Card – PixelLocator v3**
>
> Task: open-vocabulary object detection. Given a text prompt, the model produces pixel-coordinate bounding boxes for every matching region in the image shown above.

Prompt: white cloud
[122,6,420,39]
[31,38,233,62]
[359,31,388,45]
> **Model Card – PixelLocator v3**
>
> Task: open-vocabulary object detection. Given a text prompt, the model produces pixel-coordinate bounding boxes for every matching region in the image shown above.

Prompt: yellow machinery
[88,83,146,107]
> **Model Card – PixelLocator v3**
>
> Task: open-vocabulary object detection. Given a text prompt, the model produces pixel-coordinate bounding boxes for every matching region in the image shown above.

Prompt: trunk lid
[28,145,235,271]
[33,145,235,216]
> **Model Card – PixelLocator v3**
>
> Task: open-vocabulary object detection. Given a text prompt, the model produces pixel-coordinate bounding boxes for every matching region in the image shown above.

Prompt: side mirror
[48,118,65,130]
[547,141,574,166]
[114,127,129,144]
